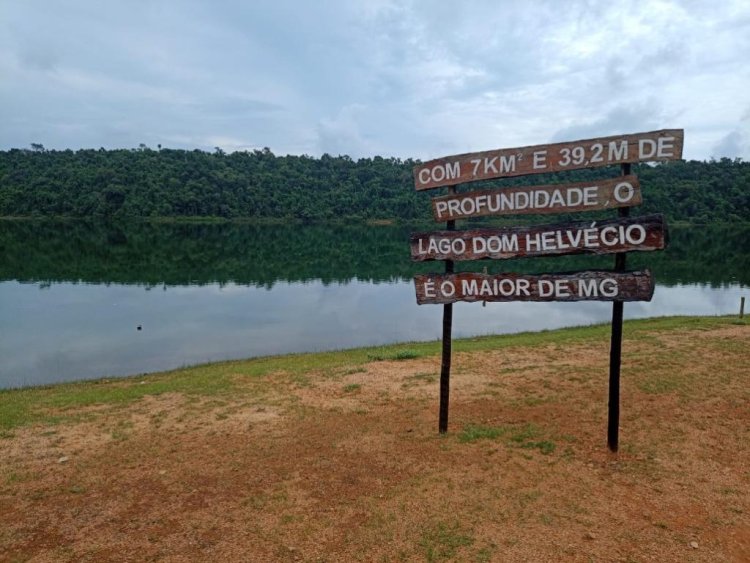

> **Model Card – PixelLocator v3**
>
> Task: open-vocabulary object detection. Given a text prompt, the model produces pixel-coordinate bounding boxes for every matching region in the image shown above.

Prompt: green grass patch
[638,377,682,394]
[402,372,437,388]
[342,384,361,393]
[420,521,474,561]
[458,424,508,443]
[459,423,557,454]
[520,440,556,455]
[367,348,422,361]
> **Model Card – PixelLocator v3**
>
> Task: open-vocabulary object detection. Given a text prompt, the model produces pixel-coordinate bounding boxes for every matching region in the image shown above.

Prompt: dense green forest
[0,146,748,222]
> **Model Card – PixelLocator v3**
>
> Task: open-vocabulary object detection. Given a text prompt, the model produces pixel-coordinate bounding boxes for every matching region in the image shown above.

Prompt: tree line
[0,146,748,223]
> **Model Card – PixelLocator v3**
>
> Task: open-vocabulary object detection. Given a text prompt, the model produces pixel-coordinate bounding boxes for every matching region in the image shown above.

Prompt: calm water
[1,221,747,388]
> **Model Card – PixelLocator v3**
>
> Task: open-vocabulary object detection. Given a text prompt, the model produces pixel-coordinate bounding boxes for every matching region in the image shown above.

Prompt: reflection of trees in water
[0,221,747,288]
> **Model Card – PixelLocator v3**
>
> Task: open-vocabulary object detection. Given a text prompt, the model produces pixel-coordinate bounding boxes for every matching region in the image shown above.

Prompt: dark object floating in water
[137,325,142,331]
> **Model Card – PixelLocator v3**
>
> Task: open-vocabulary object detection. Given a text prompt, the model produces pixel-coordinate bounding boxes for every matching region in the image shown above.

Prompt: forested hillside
[0,146,747,223]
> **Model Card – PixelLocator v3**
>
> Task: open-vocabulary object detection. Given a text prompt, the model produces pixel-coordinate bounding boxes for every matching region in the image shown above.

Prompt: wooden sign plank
[414,270,654,305]
[414,129,684,191]
[411,214,667,262]
[431,175,641,221]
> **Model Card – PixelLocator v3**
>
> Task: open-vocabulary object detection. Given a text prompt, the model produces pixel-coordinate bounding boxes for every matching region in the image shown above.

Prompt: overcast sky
[1,0,748,161]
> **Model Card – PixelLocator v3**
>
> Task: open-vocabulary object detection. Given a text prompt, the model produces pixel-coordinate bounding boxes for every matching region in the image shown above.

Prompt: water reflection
[1,220,748,286]
[0,221,747,388]
[0,279,745,389]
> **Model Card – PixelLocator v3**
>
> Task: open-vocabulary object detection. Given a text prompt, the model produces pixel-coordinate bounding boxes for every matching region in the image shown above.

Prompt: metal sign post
[439,186,456,434]
[607,162,632,452]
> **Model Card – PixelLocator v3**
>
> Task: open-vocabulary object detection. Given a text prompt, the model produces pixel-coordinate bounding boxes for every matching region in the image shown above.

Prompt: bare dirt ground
[1,323,748,562]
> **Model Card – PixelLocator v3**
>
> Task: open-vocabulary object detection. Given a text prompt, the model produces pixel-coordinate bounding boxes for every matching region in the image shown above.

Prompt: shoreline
[1,314,744,425]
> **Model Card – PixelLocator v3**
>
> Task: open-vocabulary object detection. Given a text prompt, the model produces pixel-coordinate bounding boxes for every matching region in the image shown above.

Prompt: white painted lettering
[480,279,493,296]
[568,187,584,207]
[432,165,445,183]
[435,201,448,218]
[555,231,570,250]
[462,279,479,295]
[549,190,565,207]
[503,234,519,252]
[418,168,431,185]
[534,190,550,208]
[526,233,542,252]
[488,194,502,213]
[638,139,657,159]
[445,161,460,181]
[600,278,618,297]
[516,278,530,296]
[424,280,436,298]
[578,279,598,298]
[608,140,628,161]
[500,191,514,211]
[498,279,515,297]
[533,150,547,170]
[613,181,635,203]
[448,199,460,217]
[515,191,529,209]
[475,195,487,213]
[484,156,498,174]
[600,226,619,246]
[590,143,604,163]
[583,186,597,206]
[567,229,582,248]
[583,226,599,247]
[554,280,570,298]
[538,280,554,297]
[657,136,675,158]
[440,280,456,297]
[499,154,516,173]
[541,231,555,251]
[626,224,646,245]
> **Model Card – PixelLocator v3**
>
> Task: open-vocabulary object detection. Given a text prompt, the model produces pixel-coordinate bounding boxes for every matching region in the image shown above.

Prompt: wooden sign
[414,270,654,305]
[431,176,641,221]
[411,214,667,262]
[414,129,683,191]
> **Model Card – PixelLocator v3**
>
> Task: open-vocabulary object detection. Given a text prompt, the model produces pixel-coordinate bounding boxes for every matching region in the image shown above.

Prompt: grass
[367,348,422,361]
[458,423,557,454]
[0,315,741,431]
[420,521,474,561]
[458,424,507,443]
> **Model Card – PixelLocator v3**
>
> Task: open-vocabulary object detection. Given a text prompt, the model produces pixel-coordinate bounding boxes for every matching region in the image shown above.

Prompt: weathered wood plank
[431,175,641,221]
[413,129,684,191]
[410,214,667,262]
[414,270,654,305]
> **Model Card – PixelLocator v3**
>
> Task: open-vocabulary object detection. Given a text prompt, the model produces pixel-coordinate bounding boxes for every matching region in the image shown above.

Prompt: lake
[1,220,747,388]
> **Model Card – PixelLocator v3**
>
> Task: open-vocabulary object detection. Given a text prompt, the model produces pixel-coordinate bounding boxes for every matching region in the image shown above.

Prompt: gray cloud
[712,130,746,159]
[550,103,665,143]
[1,0,748,160]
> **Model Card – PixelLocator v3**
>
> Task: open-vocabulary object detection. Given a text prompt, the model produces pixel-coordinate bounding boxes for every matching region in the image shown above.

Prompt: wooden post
[439,186,456,434]
[741,296,746,319]
[608,163,631,452]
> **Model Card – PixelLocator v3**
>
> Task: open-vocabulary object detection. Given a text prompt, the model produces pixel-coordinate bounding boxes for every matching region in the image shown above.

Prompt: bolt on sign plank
[414,270,654,305]
[413,129,683,191]
[411,214,667,262]
[431,176,641,221]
